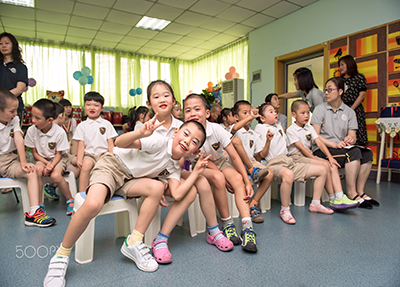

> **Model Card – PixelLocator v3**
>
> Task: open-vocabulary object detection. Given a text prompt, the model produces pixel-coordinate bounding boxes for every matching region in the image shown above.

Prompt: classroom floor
[0,179,399,287]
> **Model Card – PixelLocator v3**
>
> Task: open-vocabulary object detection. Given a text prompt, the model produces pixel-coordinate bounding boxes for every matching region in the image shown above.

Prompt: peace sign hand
[139,113,165,137]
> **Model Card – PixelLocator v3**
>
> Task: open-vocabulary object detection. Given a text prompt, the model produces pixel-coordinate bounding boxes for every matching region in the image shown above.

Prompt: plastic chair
[73,192,138,264]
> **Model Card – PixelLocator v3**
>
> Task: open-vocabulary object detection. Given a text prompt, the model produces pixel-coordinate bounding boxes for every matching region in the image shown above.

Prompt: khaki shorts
[249,157,266,170]
[0,153,20,178]
[84,152,106,164]
[288,152,313,164]
[267,154,310,183]
[211,154,232,171]
[36,153,70,171]
[88,152,140,203]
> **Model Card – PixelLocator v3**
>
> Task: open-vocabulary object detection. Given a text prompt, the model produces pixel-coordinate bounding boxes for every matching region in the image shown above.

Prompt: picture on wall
[388,55,400,73]
[388,78,400,97]
[362,89,378,112]
[356,34,378,57]
[358,59,378,84]
[329,45,347,63]
[388,31,400,50]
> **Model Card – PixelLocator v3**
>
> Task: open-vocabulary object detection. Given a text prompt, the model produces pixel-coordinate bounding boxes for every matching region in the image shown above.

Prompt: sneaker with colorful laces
[240,227,258,252]
[250,205,264,223]
[280,209,296,224]
[66,199,74,216]
[44,184,59,200]
[43,255,69,287]
[309,204,334,214]
[330,195,360,211]
[121,236,158,272]
[25,207,56,227]
[222,223,241,245]
[250,167,269,184]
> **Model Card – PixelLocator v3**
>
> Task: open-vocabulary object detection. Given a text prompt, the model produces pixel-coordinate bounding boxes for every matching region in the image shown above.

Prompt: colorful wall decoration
[329,46,347,63]
[358,59,378,84]
[388,31,400,50]
[356,34,378,57]
[388,78,400,97]
[362,89,378,112]
[388,55,400,73]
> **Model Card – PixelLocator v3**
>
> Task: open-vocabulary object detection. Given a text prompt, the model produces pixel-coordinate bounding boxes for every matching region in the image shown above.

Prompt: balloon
[78,76,88,85]
[229,66,236,74]
[129,89,136,96]
[207,86,213,92]
[225,72,232,80]
[81,66,91,77]
[188,90,193,94]
[28,78,36,87]
[232,72,239,79]
[136,88,142,95]
[73,71,82,80]
[207,81,213,87]
[87,76,94,85]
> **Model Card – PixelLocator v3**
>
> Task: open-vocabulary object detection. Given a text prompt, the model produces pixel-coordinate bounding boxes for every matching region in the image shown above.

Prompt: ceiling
[0,0,318,60]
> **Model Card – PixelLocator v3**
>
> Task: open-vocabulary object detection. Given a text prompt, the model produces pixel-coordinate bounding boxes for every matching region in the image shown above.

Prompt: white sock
[29,206,39,216]
[329,195,335,202]
[311,200,320,207]
[335,191,344,200]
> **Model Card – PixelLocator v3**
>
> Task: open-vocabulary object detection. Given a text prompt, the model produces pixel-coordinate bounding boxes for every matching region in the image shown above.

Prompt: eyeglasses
[323,88,337,93]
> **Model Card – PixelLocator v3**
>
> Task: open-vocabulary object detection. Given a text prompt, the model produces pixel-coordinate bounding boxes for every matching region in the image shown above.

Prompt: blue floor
[1,180,399,287]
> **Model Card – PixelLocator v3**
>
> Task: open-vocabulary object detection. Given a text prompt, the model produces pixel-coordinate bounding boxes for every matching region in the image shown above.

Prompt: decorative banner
[358,59,378,84]
[388,31,400,50]
[356,34,378,57]
[362,89,378,112]
[388,55,400,73]
[366,118,378,142]
[367,145,378,165]
[329,46,348,63]
[388,78,400,97]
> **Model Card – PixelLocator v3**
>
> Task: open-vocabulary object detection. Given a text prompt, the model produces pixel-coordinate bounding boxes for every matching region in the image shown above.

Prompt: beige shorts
[88,152,140,203]
[266,154,310,183]
[249,157,266,170]
[288,152,313,164]
[36,153,70,171]
[211,154,232,171]
[84,152,106,164]
[0,153,20,178]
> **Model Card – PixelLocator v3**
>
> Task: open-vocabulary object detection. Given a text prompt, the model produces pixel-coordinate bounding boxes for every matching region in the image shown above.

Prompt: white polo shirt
[254,123,288,162]
[233,127,263,159]
[0,116,22,155]
[220,123,233,133]
[73,117,118,155]
[154,115,183,139]
[25,123,69,159]
[113,133,181,182]
[196,121,231,161]
[286,123,319,155]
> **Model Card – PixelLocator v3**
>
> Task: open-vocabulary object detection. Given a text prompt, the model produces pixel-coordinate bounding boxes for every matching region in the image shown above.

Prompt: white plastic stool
[0,177,28,211]
[73,192,138,264]
[258,186,271,212]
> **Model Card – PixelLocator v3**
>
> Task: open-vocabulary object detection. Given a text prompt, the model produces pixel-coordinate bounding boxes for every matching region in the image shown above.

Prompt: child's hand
[77,159,83,169]
[225,181,234,194]
[243,184,254,203]
[266,130,274,141]
[328,157,341,168]
[159,195,170,207]
[250,107,260,118]
[193,152,211,174]
[139,113,165,137]
[21,162,36,174]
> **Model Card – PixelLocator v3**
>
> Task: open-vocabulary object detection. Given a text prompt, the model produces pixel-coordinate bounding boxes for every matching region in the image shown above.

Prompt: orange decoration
[229,66,236,74]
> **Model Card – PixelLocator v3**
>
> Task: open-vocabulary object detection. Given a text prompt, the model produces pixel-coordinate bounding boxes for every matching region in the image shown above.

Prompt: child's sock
[127,229,144,245]
[335,191,344,200]
[208,224,223,240]
[29,205,40,216]
[221,216,234,226]
[242,217,253,230]
[55,243,72,257]
[311,200,320,207]
[153,231,169,250]
[329,195,335,203]
[250,200,258,209]
[281,206,290,211]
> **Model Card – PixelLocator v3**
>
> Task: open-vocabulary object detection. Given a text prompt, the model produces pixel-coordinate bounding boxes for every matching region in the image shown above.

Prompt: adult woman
[338,55,368,145]
[0,32,28,122]
[311,77,379,209]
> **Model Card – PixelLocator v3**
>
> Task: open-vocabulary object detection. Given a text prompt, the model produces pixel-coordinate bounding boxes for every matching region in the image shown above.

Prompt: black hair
[0,32,24,64]
[54,102,65,119]
[179,120,207,149]
[128,106,149,131]
[291,100,309,112]
[59,99,73,118]
[183,93,211,111]
[232,100,251,116]
[264,93,278,104]
[338,55,358,77]
[0,88,17,111]
[84,91,104,106]
[33,99,56,119]
[216,108,232,124]
[325,77,345,96]
[146,80,175,103]
[257,102,274,124]
[293,68,318,93]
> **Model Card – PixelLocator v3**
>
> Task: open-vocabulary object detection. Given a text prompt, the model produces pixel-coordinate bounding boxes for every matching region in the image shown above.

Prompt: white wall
[249,0,400,106]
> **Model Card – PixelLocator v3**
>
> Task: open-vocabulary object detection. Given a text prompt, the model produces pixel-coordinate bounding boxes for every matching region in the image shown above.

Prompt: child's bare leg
[78,158,95,192]
[279,168,294,208]
[232,137,253,170]
[67,163,80,179]
[51,166,72,200]
[223,167,250,218]
[35,163,45,205]
[252,170,273,204]
[15,166,39,207]
[311,159,335,195]
[202,168,230,218]
[305,164,326,201]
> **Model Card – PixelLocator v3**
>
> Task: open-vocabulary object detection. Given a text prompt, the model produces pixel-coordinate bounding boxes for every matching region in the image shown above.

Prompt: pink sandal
[206,231,234,251]
[151,239,172,264]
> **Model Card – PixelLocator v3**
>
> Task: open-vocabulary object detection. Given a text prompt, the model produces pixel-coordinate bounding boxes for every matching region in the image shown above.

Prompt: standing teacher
[338,55,368,145]
[0,32,28,122]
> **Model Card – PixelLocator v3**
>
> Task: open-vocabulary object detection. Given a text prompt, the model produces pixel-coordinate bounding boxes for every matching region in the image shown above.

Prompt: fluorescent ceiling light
[0,0,34,7]
[136,16,170,31]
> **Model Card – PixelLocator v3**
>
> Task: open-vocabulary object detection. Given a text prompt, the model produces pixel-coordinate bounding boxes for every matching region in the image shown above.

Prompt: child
[43,116,209,286]
[265,93,287,130]
[230,100,273,223]
[311,77,379,209]
[122,106,150,133]
[278,67,326,112]
[144,80,233,263]
[184,93,258,252]
[254,103,329,224]
[286,100,359,211]
[73,92,118,193]
[171,101,182,120]
[216,107,236,132]
[24,99,74,215]
[59,99,77,154]
[0,89,55,227]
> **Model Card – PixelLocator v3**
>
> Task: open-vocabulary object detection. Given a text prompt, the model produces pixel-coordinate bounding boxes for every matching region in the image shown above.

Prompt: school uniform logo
[99,127,106,135]
[48,142,56,150]
[306,134,312,141]
[10,129,14,138]
[212,142,220,151]
[158,169,170,176]
[278,129,283,136]
[249,140,254,148]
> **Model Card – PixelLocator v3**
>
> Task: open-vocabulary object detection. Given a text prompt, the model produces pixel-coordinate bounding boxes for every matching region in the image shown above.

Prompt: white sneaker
[120,236,158,272]
[43,255,69,287]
